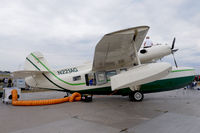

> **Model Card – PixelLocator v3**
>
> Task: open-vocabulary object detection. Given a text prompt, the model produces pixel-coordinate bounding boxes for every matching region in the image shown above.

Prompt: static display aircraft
[13,26,195,101]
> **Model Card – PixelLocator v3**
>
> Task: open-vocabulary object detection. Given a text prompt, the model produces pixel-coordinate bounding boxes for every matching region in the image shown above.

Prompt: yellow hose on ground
[11,89,81,106]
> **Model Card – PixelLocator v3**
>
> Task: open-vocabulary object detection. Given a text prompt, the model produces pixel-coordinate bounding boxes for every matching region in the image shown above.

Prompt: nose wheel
[129,91,144,102]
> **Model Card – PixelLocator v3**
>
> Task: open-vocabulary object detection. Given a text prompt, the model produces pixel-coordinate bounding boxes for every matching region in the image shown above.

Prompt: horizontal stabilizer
[111,62,172,91]
[12,70,48,78]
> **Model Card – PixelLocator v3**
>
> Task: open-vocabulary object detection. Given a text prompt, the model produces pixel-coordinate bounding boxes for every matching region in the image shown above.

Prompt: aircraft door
[85,73,96,86]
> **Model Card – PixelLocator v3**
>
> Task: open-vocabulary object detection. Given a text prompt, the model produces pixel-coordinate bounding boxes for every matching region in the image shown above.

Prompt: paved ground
[1,88,200,133]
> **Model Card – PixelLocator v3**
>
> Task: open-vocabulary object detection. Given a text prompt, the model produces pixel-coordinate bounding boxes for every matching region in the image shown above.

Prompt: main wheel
[82,94,93,102]
[64,92,69,98]
[129,91,144,102]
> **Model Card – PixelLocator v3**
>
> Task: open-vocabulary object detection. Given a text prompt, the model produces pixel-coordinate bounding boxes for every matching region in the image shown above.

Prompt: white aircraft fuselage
[24,44,195,95]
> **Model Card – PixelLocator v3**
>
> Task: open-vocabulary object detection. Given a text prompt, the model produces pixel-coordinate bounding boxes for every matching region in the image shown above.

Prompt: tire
[82,95,93,102]
[64,92,69,98]
[8,95,12,100]
[129,91,144,102]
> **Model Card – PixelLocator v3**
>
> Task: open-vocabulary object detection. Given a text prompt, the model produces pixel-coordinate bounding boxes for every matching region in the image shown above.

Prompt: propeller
[171,37,178,68]
[172,52,178,68]
[171,37,176,50]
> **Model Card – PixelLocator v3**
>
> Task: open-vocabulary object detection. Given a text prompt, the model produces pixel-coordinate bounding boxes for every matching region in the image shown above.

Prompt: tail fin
[25,52,51,71]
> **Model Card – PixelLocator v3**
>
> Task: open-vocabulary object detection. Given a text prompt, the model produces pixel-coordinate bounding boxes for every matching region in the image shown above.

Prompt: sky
[0,0,199,72]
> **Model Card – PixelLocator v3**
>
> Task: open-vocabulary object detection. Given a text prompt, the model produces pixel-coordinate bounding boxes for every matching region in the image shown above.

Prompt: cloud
[0,0,199,72]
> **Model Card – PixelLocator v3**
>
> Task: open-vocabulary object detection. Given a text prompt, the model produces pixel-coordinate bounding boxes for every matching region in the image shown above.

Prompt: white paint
[111,62,172,91]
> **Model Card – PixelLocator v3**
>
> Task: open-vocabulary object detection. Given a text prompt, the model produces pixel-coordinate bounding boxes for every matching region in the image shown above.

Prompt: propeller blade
[172,53,178,68]
[172,49,179,53]
[171,37,176,50]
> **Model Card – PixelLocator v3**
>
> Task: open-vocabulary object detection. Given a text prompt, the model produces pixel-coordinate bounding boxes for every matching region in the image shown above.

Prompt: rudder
[25,52,51,71]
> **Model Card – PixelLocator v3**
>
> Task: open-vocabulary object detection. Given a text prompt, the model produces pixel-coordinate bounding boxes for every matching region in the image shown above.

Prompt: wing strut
[133,42,141,65]
[132,31,141,66]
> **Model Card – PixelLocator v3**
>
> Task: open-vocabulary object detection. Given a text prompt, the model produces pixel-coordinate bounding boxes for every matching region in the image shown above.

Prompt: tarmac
[1,88,200,133]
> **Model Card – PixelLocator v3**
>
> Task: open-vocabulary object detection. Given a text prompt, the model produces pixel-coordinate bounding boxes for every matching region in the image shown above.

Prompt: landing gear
[64,92,69,98]
[82,94,93,102]
[129,91,144,102]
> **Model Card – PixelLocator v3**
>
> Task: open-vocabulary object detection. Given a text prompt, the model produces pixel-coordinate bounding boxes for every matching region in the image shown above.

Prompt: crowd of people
[185,75,200,89]
[0,78,13,88]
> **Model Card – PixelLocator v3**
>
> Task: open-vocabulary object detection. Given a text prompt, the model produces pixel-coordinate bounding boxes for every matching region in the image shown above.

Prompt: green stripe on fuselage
[171,69,195,72]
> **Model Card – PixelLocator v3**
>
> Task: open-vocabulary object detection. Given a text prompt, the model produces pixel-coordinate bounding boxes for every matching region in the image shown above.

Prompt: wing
[92,26,149,71]
[12,70,48,78]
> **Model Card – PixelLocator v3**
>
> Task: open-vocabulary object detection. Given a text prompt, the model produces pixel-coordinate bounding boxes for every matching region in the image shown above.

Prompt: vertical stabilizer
[25,52,50,71]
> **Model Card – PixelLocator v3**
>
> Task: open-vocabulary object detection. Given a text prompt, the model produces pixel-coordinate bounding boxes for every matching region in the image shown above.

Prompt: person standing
[144,36,153,48]
[7,78,12,87]
[3,78,8,88]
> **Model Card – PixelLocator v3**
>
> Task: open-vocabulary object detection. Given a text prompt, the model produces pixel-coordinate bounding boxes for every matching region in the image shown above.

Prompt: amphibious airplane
[13,26,195,101]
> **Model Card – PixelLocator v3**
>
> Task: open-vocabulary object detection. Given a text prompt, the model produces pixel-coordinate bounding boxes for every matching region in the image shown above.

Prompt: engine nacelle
[139,44,171,63]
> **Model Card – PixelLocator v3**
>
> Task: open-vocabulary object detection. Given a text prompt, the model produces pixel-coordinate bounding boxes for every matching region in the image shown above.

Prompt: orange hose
[11,89,81,106]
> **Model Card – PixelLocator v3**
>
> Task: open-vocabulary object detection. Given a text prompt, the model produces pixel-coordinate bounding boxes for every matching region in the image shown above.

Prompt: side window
[120,68,127,73]
[106,70,117,80]
[96,71,106,85]
[73,76,81,81]
[97,73,105,82]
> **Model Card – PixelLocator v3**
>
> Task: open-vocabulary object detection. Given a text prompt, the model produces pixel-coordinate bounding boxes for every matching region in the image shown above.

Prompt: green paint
[140,76,195,93]
[31,53,86,86]
[171,69,195,73]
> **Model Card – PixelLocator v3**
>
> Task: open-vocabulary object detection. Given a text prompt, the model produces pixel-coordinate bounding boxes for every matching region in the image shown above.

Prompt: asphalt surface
[1,88,200,133]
